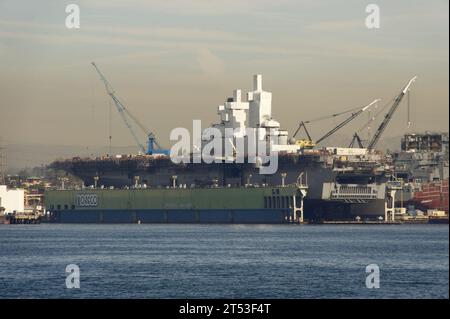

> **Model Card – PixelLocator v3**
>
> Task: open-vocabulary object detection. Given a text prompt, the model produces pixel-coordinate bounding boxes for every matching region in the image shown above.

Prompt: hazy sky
[0,0,448,151]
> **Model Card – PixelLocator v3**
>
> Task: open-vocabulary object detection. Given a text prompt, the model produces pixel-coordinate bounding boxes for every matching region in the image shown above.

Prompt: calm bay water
[0,224,448,299]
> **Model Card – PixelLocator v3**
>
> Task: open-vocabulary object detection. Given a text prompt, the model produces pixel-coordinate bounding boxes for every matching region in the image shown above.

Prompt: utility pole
[0,137,6,185]
[108,99,112,155]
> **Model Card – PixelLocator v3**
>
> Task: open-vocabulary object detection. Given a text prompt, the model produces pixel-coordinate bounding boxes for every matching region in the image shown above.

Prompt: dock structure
[385,180,403,222]
[45,184,308,224]
[322,220,401,225]
[291,172,308,223]
[4,212,41,224]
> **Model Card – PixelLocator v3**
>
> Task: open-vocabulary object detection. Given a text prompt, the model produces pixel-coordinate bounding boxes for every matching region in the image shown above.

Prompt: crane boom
[92,62,168,155]
[92,62,146,154]
[367,76,417,150]
[121,107,162,148]
[315,99,380,144]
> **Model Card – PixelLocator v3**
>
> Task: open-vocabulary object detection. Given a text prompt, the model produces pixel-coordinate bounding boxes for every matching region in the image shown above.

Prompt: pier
[3,213,41,224]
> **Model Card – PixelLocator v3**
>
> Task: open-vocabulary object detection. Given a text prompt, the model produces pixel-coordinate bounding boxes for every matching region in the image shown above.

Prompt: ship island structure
[3,70,447,224]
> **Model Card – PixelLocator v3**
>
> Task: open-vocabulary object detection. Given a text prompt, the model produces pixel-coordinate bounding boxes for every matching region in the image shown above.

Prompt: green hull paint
[45,186,303,211]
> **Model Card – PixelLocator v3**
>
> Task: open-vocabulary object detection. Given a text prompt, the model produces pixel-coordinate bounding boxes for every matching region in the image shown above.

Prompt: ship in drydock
[392,132,449,213]
[48,68,418,223]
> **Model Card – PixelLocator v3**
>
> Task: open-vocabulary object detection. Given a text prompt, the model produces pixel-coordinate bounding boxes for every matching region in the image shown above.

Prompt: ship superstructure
[209,75,295,155]
[393,132,449,182]
[392,132,449,212]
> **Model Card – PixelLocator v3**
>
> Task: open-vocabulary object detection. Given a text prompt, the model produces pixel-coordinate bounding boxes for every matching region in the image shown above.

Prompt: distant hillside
[3,135,403,173]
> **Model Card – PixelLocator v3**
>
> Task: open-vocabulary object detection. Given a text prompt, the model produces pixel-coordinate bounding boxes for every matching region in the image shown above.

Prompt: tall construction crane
[315,99,380,145]
[92,62,169,155]
[367,76,417,150]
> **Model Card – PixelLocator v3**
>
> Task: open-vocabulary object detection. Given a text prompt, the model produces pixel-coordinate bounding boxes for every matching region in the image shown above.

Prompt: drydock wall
[45,187,302,224]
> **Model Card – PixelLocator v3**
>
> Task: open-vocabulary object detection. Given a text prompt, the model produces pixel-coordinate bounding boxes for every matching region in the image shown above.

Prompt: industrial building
[0,185,25,214]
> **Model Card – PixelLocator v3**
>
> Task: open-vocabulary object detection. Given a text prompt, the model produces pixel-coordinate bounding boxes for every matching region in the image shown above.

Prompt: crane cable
[110,90,164,150]
[407,90,411,129]
[106,87,163,149]
[303,105,363,124]
[294,103,374,140]
[356,97,395,134]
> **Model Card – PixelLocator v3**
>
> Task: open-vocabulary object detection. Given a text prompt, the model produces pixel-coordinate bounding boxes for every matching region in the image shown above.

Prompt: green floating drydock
[45,186,307,224]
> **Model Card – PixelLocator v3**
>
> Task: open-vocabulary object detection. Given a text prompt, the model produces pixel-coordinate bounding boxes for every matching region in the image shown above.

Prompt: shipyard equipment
[91,62,169,155]
[51,74,393,222]
[292,99,379,148]
[292,121,315,149]
[315,99,380,145]
[45,185,308,224]
[349,133,364,148]
[367,76,417,150]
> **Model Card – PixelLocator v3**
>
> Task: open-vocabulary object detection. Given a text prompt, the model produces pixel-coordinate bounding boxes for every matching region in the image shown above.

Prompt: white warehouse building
[0,185,25,214]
